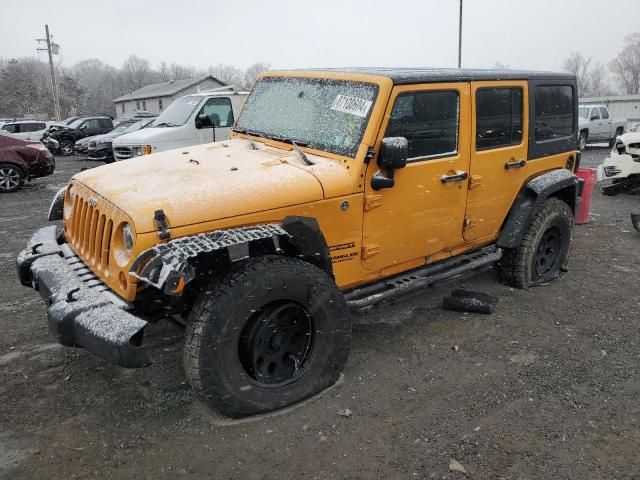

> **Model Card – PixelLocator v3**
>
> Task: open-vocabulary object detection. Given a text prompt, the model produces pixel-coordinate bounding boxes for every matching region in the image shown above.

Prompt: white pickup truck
[578,104,625,150]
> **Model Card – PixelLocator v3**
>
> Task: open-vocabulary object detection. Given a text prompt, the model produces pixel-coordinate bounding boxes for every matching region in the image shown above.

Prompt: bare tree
[169,63,196,81]
[588,62,612,97]
[243,62,270,89]
[564,52,593,96]
[158,61,171,82]
[610,33,640,95]
[208,63,244,87]
[122,54,152,90]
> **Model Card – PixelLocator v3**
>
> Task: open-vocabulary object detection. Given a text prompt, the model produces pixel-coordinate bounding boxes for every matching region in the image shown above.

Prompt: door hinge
[362,244,380,259]
[364,194,383,211]
[468,174,482,190]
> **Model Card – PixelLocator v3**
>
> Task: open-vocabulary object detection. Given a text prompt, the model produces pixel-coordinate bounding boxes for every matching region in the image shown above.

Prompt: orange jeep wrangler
[17,68,582,417]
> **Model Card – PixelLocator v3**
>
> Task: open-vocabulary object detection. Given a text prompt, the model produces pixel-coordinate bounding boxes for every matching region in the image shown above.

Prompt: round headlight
[68,184,76,200]
[122,223,134,253]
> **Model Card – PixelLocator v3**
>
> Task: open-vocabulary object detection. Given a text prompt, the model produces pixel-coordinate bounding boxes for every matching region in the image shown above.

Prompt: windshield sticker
[331,95,372,118]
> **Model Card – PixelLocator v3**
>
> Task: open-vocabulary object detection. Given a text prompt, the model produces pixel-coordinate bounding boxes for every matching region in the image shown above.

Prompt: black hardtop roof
[300,68,575,85]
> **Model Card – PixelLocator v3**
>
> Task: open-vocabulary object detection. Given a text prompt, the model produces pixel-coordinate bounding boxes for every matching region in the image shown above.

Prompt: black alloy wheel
[532,226,562,281]
[239,301,314,386]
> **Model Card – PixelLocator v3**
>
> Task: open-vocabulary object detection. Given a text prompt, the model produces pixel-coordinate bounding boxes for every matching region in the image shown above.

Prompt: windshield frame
[234,76,380,158]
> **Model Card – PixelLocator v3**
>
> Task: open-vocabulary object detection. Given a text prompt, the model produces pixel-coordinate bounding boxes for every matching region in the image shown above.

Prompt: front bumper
[87,145,112,160]
[16,225,150,368]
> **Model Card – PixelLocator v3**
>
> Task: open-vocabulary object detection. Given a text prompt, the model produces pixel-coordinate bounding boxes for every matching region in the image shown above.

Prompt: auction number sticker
[331,94,372,118]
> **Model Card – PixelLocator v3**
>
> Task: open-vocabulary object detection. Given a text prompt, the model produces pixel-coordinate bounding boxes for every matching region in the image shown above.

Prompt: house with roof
[113,75,225,118]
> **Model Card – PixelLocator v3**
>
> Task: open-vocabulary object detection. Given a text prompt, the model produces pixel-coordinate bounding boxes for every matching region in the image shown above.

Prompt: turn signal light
[143,145,152,155]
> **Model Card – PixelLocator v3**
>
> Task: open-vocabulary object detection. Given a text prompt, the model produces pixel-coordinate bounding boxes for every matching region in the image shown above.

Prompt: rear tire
[579,131,588,151]
[0,163,25,193]
[499,198,574,289]
[183,255,351,418]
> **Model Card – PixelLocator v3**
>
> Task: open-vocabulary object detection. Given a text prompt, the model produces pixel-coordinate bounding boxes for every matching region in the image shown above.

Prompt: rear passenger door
[463,81,528,243]
[362,82,471,272]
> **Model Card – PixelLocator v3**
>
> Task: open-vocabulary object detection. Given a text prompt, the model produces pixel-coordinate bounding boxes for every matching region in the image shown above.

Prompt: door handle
[441,171,468,183]
[504,159,526,170]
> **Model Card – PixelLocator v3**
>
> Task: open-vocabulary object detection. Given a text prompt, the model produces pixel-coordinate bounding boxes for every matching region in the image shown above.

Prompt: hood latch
[154,210,171,240]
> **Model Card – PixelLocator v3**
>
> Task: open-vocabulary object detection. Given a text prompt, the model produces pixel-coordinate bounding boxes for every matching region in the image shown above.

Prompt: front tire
[499,198,574,289]
[183,255,351,417]
[59,141,73,156]
[0,163,25,193]
[609,127,624,148]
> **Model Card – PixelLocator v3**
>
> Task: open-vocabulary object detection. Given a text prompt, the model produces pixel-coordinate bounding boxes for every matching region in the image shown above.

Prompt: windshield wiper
[234,128,262,150]
[291,141,314,166]
[153,122,175,128]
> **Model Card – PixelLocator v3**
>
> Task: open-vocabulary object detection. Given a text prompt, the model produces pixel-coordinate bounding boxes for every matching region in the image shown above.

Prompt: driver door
[195,97,235,143]
[362,83,471,273]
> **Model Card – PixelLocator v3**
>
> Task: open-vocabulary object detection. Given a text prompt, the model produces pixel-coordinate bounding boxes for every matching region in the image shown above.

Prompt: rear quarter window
[534,86,574,141]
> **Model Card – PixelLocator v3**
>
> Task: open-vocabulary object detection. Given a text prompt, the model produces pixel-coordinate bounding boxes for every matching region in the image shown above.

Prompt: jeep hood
[72,139,353,233]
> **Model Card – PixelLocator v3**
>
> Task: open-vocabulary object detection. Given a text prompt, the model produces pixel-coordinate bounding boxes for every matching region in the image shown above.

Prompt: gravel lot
[2,146,639,479]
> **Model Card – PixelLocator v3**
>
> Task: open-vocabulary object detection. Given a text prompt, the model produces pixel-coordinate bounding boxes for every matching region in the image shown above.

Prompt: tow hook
[66,287,80,303]
[31,243,43,255]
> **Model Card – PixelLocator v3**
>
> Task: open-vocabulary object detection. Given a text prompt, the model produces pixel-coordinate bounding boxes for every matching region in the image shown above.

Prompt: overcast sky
[1,0,639,72]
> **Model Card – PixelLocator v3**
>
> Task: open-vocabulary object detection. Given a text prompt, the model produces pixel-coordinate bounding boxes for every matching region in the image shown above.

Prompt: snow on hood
[72,139,354,233]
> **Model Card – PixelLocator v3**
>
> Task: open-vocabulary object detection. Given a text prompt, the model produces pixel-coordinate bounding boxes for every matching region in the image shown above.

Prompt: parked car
[74,119,140,156]
[0,120,57,141]
[18,68,582,418]
[112,87,247,160]
[87,117,156,162]
[578,104,626,150]
[0,134,55,192]
[596,130,640,195]
[43,116,114,155]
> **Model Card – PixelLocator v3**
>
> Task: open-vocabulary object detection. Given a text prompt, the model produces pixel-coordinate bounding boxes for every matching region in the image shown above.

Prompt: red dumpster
[575,168,596,224]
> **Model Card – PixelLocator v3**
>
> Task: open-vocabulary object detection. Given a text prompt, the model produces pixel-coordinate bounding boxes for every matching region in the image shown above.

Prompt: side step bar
[344,246,502,311]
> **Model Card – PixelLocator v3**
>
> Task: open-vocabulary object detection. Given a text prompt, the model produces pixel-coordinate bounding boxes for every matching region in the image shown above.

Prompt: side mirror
[372,137,408,191]
[378,137,408,170]
[80,125,87,130]
[195,113,213,129]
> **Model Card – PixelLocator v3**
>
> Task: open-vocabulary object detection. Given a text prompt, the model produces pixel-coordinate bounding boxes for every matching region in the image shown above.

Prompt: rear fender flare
[497,169,579,249]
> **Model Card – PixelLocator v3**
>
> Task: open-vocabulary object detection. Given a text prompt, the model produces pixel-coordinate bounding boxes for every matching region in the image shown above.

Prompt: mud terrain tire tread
[498,198,573,289]
[183,255,351,418]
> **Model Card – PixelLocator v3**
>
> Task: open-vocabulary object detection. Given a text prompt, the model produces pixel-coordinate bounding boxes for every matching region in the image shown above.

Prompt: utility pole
[458,0,463,68]
[36,25,61,121]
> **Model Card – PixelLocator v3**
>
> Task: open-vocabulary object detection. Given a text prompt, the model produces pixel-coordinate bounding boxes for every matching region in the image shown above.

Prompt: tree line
[0,55,269,119]
[563,33,640,97]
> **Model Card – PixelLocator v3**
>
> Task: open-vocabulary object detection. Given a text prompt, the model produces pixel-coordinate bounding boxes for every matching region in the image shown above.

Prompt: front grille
[66,189,114,275]
[114,146,137,159]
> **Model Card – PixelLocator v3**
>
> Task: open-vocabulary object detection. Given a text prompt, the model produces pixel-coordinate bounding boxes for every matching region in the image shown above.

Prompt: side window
[98,119,112,129]
[386,90,459,160]
[197,97,234,127]
[534,86,574,141]
[21,123,38,132]
[142,101,147,110]
[83,119,100,129]
[599,107,609,119]
[475,87,523,150]
[121,104,125,114]
[136,101,140,110]
[159,99,163,111]
[2,124,18,133]
[590,108,600,120]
